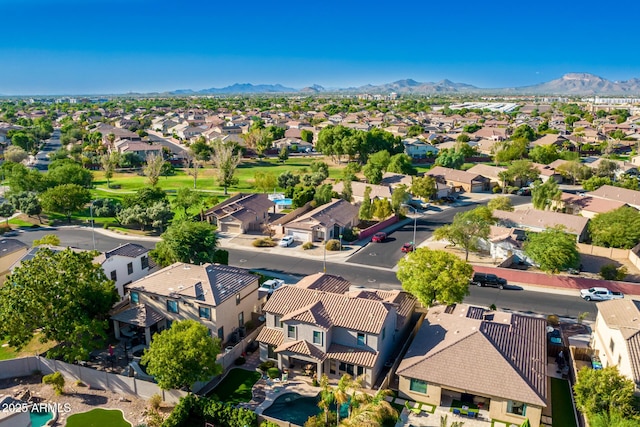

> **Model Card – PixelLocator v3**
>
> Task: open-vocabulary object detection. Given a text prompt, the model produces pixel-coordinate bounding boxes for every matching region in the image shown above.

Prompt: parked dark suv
[471,273,507,289]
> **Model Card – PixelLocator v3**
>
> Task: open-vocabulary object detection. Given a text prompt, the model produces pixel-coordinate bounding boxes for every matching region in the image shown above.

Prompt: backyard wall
[358,215,399,241]
[0,356,188,404]
[577,243,628,259]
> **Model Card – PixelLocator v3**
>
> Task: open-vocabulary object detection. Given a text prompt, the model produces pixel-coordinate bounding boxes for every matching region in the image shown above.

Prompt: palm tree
[318,374,335,426]
[334,375,352,425]
[340,388,396,427]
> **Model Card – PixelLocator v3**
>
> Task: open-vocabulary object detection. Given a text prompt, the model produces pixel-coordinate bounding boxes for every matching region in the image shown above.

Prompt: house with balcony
[590,299,640,394]
[94,243,153,299]
[112,263,260,346]
[397,303,547,427]
[256,273,415,388]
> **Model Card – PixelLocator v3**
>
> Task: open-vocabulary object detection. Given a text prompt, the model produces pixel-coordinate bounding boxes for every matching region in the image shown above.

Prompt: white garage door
[289,231,309,242]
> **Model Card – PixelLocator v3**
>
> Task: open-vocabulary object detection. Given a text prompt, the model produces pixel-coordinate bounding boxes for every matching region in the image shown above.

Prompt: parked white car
[580,287,624,302]
[279,236,294,247]
[259,279,285,294]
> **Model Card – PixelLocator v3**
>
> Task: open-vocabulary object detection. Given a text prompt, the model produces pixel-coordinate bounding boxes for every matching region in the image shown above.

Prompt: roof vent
[183,265,190,270]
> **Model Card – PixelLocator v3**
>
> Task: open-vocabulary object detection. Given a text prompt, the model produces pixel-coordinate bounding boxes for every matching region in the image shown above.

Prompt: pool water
[262,392,348,426]
[30,411,53,427]
[274,198,293,206]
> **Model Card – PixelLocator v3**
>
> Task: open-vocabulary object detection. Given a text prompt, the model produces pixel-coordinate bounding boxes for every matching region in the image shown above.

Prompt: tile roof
[286,199,359,231]
[465,164,507,181]
[127,262,258,306]
[281,301,334,329]
[588,185,640,207]
[264,285,403,335]
[326,343,378,368]
[294,273,352,294]
[597,299,640,387]
[561,193,626,214]
[204,193,274,221]
[493,208,589,236]
[256,327,284,347]
[110,304,165,328]
[427,166,489,185]
[276,340,326,361]
[333,181,392,199]
[397,304,547,407]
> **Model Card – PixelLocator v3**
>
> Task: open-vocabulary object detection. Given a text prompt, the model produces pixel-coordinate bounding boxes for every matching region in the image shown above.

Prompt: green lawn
[66,408,132,427]
[207,368,261,405]
[0,333,56,361]
[551,378,577,427]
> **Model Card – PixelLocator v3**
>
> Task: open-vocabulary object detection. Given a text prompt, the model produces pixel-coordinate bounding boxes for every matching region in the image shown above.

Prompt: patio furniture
[467,412,476,419]
[405,401,421,415]
[452,408,461,416]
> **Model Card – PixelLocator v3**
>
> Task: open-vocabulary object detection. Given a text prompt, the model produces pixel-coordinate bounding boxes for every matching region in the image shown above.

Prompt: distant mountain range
[169,73,640,96]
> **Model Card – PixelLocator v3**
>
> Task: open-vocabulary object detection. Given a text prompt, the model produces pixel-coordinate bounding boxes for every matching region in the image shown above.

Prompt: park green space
[65,408,132,427]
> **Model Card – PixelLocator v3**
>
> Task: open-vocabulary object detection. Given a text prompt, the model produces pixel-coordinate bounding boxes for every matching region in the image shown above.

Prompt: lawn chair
[452,408,461,416]
[467,411,476,419]
[404,401,421,415]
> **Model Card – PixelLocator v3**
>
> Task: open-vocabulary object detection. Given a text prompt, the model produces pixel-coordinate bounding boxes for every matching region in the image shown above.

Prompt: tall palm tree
[334,375,351,425]
[340,388,396,427]
[318,374,335,426]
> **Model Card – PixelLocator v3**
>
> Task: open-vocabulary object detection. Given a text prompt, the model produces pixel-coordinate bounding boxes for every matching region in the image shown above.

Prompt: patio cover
[111,304,165,328]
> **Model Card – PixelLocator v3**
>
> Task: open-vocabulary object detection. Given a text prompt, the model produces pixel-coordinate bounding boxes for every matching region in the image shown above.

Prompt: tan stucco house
[204,193,274,234]
[397,304,547,427]
[284,199,359,243]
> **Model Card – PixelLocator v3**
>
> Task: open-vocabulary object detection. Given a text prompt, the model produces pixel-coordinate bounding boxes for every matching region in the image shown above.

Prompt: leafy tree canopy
[524,226,580,273]
[589,206,640,249]
[434,206,496,261]
[574,366,636,419]
[151,220,222,268]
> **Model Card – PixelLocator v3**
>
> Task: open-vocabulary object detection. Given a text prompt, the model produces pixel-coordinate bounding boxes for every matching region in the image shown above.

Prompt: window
[199,306,211,319]
[287,325,296,339]
[274,315,283,328]
[339,362,354,376]
[110,270,117,281]
[357,332,366,346]
[357,366,364,376]
[381,327,386,341]
[313,331,323,345]
[238,311,244,328]
[130,291,139,304]
[506,400,527,416]
[267,344,276,359]
[236,293,241,305]
[141,256,149,270]
[217,327,224,340]
[127,262,133,275]
[409,378,428,394]
[167,300,179,313]
[166,319,173,329]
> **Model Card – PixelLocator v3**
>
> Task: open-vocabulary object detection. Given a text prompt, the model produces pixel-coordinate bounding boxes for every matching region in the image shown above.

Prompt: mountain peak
[561,72,605,81]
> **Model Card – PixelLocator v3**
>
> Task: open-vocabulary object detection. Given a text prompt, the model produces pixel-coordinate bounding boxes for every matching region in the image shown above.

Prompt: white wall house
[95,243,153,299]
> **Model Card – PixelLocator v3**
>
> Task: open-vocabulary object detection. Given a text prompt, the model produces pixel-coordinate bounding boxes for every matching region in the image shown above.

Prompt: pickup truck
[471,273,507,289]
[579,287,624,302]
[259,279,285,294]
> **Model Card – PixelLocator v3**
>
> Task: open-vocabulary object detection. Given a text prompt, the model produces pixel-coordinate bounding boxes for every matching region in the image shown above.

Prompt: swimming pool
[30,411,53,427]
[274,198,293,207]
[262,392,348,426]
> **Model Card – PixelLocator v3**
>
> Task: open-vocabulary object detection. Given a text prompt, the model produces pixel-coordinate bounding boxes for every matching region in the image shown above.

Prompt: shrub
[42,371,65,395]
[234,357,246,366]
[600,264,628,281]
[325,239,341,251]
[75,379,85,387]
[492,185,502,194]
[149,393,162,411]
[258,360,276,372]
[252,237,277,247]
[267,367,280,379]
[547,314,560,327]
[302,242,314,250]
[341,227,358,242]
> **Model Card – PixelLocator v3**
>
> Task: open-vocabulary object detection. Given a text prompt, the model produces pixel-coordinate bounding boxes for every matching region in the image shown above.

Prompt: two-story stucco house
[112,263,261,346]
[256,273,415,388]
[397,304,547,427]
[94,243,153,299]
[591,299,640,394]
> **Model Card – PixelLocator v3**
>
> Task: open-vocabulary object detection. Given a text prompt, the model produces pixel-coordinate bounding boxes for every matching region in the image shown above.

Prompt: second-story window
[313,331,323,345]
[287,325,296,339]
[167,300,179,313]
[127,262,133,275]
[357,332,366,346]
[130,291,139,304]
[199,306,211,320]
[110,270,117,282]
[236,293,241,305]
[141,256,149,270]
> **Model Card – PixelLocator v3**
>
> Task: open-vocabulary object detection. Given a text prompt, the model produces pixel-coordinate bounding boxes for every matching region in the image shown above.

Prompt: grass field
[206,368,261,405]
[65,408,132,427]
[0,333,56,360]
[551,377,577,427]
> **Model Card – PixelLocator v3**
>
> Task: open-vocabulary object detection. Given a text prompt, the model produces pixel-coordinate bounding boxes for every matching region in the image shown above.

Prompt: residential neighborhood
[2,93,640,427]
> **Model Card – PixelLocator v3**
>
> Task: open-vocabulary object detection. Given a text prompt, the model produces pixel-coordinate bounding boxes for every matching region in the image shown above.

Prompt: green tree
[498,160,539,189]
[493,139,529,163]
[3,146,28,163]
[100,151,120,189]
[172,188,202,217]
[292,185,315,208]
[359,186,373,220]
[141,320,222,390]
[391,184,410,213]
[435,148,464,169]
[556,160,592,184]
[300,129,314,143]
[362,163,383,184]
[122,187,168,209]
[531,179,562,210]
[387,153,417,175]
[397,248,473,307]
[529,144,560,164]
[188,136,212,161]
[589,206,640,249]
[340,179,353,202]
[317,374,335,426]
[40,184,91,223]
[47,163,93,188]
[143,153,166,187]
[411,175,436,201]
[211,140,242,195]
[33,234,61,246]
[434,206,496,261]
[595,159,619,178]
[582,176,612,191]
[278,147,289,163]
[314,184,333,206]
[456,133,471,143]
[523,226,579,273]
[7,191,42,221]
[243,128,272,157]
[487,196,514,212]
[254,171,277,193]
[277,171,300,191]
[372,198,393,220]
[0,248,118,361]
[150,220,222,267]
[574,366,636,419]
[0,202,15,226]
[117,201,174,232]
[42,372,65,396]
[512,124,536,141]
[367,150,391,171]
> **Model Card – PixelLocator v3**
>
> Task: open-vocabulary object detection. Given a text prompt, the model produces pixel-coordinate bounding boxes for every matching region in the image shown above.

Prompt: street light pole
[90,201,96,250]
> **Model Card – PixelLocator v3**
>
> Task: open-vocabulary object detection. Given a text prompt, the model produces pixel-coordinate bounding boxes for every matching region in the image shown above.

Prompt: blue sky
[1,0,639,95]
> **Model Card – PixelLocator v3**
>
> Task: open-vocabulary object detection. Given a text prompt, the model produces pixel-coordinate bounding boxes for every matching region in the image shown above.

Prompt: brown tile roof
[597,299,640,387]
[204,193,274,222]
[326,343,378,368]
[127,262,258,306]
[588,185,640,207]
[427,166,489,185]
[381,172,413,187]
[286,199,359,231]
[493,208,589,236]
[333,181,392,199]
[294,273,352,294]
[256,327,284,347]
[561,193,626,214]
[465,164,507,181]
[264,285,400,335]
[111,304,165,328]
[276,340,326,361]
[397,304,547,406]
[281,301,334,329]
